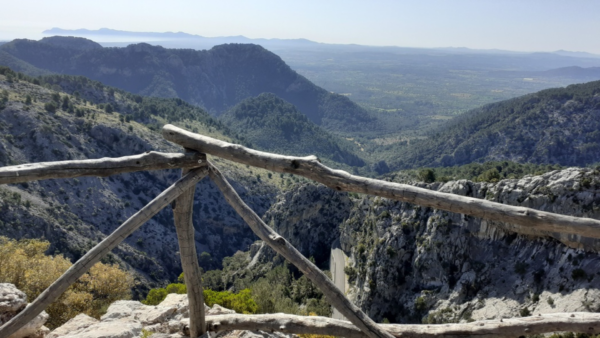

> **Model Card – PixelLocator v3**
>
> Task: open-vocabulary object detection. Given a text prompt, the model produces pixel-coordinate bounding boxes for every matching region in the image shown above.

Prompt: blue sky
[1,0,599,53]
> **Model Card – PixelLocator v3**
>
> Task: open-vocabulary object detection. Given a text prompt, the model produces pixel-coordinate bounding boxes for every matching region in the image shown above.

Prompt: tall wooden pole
[208,162,395,338]
[0,167,208,338]
[173,161,207,337]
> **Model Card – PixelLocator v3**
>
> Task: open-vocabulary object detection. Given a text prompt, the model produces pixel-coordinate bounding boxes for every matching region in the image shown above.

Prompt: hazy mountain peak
[40,36,102,50]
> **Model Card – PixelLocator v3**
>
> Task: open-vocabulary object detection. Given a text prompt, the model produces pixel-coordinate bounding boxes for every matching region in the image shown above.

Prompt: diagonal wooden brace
[0,166,209,338]
[207,161,395,338]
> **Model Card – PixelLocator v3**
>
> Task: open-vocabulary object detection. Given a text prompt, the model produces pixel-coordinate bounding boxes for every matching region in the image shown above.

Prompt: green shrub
[418,168,436,183]
[203,288,258,314]
[44,102,57,113]
[0,237,132,328]
[478,168,501,183]
[142,288,168,306]
[165,283,187,294]
[344,266,357,283]
[572,268,587,280]
[514,261,529,275]
[415,296,427,312]
[378,210,390,220]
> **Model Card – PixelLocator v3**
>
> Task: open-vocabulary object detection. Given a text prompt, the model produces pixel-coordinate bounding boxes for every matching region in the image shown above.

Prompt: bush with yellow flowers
[0,236,133,328]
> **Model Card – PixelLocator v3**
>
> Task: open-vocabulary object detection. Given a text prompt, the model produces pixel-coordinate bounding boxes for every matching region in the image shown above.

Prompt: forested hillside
[0,37,376,133]
[221,93,365,167]
[388,80,600,169]
[0,66,286,297]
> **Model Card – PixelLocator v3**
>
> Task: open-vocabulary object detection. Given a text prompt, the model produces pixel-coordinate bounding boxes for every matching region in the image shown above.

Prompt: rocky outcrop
[245,167,600,324]
[254,183,352,269]
[339,167,600,323]
[49,294,294,338]
[0,74,278,293]
[0,283,49,338]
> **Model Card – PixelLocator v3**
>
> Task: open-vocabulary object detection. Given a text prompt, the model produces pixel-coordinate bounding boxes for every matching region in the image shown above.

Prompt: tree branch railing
[204,312,600,338]
[162,124,600,240]
[0,124,599,338]
[0,151,204,185]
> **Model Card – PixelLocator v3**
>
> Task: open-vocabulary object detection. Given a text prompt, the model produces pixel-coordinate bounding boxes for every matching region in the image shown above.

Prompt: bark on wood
[0,167,209,338]
[0,151,205,185]
[163,124,600,240]
[204,312,600,338]
[207,162,395,338]
[173,166,206,337]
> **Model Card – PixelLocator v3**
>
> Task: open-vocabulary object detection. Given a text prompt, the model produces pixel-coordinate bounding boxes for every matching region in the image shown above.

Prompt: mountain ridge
[0,66,283,295]
[0,37,376,134]
[389,79,600,170]
[220,93,365,167]
[42,28,600,58]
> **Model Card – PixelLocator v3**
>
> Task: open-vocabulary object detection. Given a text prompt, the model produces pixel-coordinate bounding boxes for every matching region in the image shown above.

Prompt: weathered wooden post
[0,167,209,338]
[207,162,395,338]
[172,153,207,337]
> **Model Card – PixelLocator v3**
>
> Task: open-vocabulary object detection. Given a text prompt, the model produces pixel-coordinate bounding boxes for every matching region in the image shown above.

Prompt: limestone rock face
[259,183,352,268]
[336,167,600,323]
[246,168,600,324]
[49,294,294,338]
[0,283,49,338]
[47,314,99,338]
[0,283,27,313]
[0,74,278,291]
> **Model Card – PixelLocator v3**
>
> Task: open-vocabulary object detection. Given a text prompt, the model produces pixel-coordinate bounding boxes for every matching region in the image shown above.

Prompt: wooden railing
[1,124,600,338]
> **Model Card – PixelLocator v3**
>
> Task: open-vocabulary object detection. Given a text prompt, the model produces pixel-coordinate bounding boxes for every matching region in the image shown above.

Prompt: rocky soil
[0,283,296,338]
[0,283,49,338]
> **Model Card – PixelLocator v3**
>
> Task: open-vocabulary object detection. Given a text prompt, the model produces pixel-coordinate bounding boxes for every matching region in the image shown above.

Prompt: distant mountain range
[43,28,600,58]
[0,66,280,289]
[42,28,320,50]
[4,35,600,174]
[0,36,376,134]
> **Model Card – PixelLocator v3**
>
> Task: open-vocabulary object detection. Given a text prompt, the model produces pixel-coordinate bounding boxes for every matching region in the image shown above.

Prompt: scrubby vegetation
[0,39,376,133]
[387,80,600,170]
[0,237,132,328]
[221,93,365,167]
[143,255,331,317]
[390,160,563,183]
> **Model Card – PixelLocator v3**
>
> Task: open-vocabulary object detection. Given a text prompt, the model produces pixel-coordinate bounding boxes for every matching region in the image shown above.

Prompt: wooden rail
[0,151,204,184]
[163,124,600,240]
[0,166,209,337]
[0,124,599,338]
[205,312,600,338]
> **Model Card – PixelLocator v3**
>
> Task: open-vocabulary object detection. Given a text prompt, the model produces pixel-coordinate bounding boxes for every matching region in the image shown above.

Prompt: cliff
[247,167,600,323]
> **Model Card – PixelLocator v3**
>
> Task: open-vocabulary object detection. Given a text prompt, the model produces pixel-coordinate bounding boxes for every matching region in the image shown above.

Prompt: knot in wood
[269,234,285,244]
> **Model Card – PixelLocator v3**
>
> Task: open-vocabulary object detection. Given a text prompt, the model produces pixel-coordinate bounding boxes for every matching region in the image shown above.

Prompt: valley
[1,29,600,337]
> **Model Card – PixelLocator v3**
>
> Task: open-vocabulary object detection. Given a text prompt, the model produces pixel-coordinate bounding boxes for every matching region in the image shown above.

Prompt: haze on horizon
[1,0,599,54]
